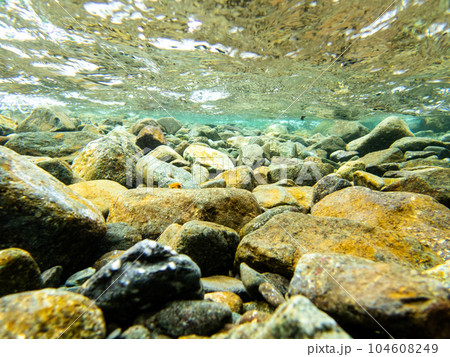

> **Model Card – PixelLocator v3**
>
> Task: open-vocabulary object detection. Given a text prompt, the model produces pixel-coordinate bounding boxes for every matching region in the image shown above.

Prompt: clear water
[0,0,449,126]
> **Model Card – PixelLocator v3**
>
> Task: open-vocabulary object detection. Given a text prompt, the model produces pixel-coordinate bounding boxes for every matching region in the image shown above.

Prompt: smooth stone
[200,275,249,300]
[141,300,232,338]
[265,124,288,136]
[405,150,437,160]
[79,240,203,317]
[390,137,447,152]
[131,118,164,136]
[353,170,385,190]
[0,248,43,297]
[135,125,166,150]
[252,185,311,211]
[319,120,370,143]
[346,116,414,155]
[65,267,96,287]
[183,144,234,171]
[25,156,74,185]
[107,188,261,239]
[242,301,275,313]
[258,282,286,307]
[312,186,450,260]
[120,325,153,339]
[0,146,106,274]
[0,288,105,338]
[238,143,265,167]
[215,166,257,191]
[309,135,347,156]
[329,150,359,162]
[189,125,221,141]
[288,253,450,338]
[335,160,366,181]
[92,250,125,271]
[0,114,16,135]
[359,147,404,166]
[41,266,63,288]
[147,145,184,162]
[98,222,142,256]
[262,272,290,297]
[157,117,182,135]
[4,131,99,158]
[236,211,440,278]
[200,178,227,188]
[16,107,76,133]
[69,180,128,217]
[237,310,272,324]
[311,174,352,205]
[71,127,142,187]
[400,156,449,169]
[158,220,240,276]
[240,263,268,300]
[424,146,450,159]
[204,292,243,313]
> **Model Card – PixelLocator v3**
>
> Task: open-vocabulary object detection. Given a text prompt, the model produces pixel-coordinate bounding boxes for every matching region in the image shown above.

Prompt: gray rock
[265,124,288,136]
[98,222,142,256]
[309,135,347,156]
[200,178,226,188]
[157,117,182,135]
[190,125,221,141]
[238,143,265,167]
[79,240,203,317]
[312,174,352,205]
[324,120,370,143]
[240,263,268,300]
[16,107,76,133]
[0,146,106,274]
[65,267,96,287]
[390,137,448,152]
[26,157,74,185]
[201,275,249,300]
[141,300,232,337]
[147,145,184,163]
[120,325,153,339]
[329,150,359,162]
[131,118,163,136]
[424,146,450,159]
[41,266,63,288]
[404,150,437,160]
[346,116,414,155]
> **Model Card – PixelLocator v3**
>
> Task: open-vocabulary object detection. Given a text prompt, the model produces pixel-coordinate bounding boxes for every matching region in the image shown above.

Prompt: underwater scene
[0,0,449,340]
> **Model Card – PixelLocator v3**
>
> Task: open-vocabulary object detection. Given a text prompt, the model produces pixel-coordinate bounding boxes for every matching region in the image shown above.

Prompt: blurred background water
[0,0,448,127]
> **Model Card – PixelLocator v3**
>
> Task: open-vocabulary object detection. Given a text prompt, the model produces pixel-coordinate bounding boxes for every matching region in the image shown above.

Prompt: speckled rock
[25,156,73,185]
[107,188,261,239]
[183,144,234,171]
[309,135,347,156]
[237,310,272,324]
[0,288,105,338]
[311,186,450,260]
[158,220,239,276]
[157,117,182,135]
[258,282,286,307]
[311,174,352,205]
[69,180,128,217]
[136,154,197,188]
[120,325,153,339]
[235,212,440,278]
[79,240,203,317]
[0,146,106,274]
[200,275,248,299]
[215,166,257,191]
[288,253,450,338]
[0,248,43,297]
[140,300,232,338]
[214,295,351,339]
[5,131,99,158]
[205,292,243,313]
[335,160,366,181]
[353,170,385,190]
[382,168,450,207]
[242,301,275,313]
[135,125,166,150]
[252,185,311,211]
[422,261,450,289]
[346,116,414,155]
[359,147,405,166]
[16,107,76,133]
[71,128,142,187]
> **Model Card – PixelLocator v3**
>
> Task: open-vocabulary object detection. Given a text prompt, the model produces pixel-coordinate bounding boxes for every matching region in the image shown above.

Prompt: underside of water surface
[0,0,449,127]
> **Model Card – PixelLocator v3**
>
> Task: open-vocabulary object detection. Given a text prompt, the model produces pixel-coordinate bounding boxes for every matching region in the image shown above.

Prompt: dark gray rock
[157,117,182,135]
[240,263,267,300]
[41,266,63,288]
[404,151,436,160]
[25,157,74,185]
[309,136,347,156]
[424,146,450,159]
[390,137,447,152]
[79,240,203,317]
[65,267,96,287]
[98,223,142,256]
[329,150,359,162]
[312,174,352,205]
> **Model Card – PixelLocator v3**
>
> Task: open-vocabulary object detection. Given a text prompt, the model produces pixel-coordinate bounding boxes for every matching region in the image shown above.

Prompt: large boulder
[0,146,107,274]
[4,131,99,158]
[288,253,450,338]
[235,212,441,278]
[0,289,105,338]
[16,107,76,133]
[311,186,450,260]
[346,116,414,155]
[71,127,142,187]
[107,188,261,239]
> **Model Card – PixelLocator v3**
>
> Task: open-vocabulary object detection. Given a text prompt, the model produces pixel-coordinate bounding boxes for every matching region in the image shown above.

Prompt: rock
[157,117,182,134]
[200,276,248,300]
[215,166,257,191]
[335,160,366,181]
[205,292,243,313]
[200,178,226,188]
[262,272,290,296]
[120,325,153,339]
[69,180,128,217]
[424,146,450,159]
[147,145,184,162]
[254,166,270,184]
[141,300,232,338]
[311,186,450,260]
[97,222,142,256]
[16,107,76,133]
[239,263,268,300]
[288,253,450,338]
[158,220,240,276]
[136,154,197,188]
[238,310,272,324]
[258,282,286,307]
[239,205,301,237]
[0,114,16,135]
[359,147,404,166]
[252,185,311,211]
[4,131,99,158]
[92,250,124,271]
[0,248,43,297]
[131,118,163,135]
[215,295,351,339]
[71,128,142,187]
[0,146,106,274]
[353,170,385,190]
[79,240,203,317]
[191,163,210,184]
[25,156,74,185]
[189,125,221,141]
[422,261,450,289]
[135,125,166,150]
[382,168,450,207]
[183,144,234,172]
[238,144,265,167]
[404,151,436,160]
[41,266,63,288]
[0,288,105,338]
[323,120,370,143]
[400,156,449,170]
[309,136,347,156]
[311,174,352,205]
[65,267,96,287]
[265,124,288,136]
[329,150,359,162]
[242,301,275,313]
[235,211,440,278]
[346,116,414,155]
[390,137,447,152]
[107,188,261,239]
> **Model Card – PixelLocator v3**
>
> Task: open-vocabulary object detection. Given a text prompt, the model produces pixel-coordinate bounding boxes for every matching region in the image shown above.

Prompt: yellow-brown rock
[252,185,312,211]
[183,144,234,171]
[215,166,257,191]
[69,179,128,217]
[335,160,365,181]
[205,292,243,313]
[353,170,385,190]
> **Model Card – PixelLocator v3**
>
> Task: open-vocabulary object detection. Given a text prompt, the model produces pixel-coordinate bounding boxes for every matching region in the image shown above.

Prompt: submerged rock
[0,288,105,338]
[200,275,248,299]
[288,253,450,338]
[107,188,261,239]
[157,117,182,135]
[311,174,352,205]
[183,144,234,171]
[205,292,243,313]
[135,125,166,150]
[25,156,74,185]
[79,240,203,317]
[215,166,257,191]
[0,146,106,274]
[16,107,76,133]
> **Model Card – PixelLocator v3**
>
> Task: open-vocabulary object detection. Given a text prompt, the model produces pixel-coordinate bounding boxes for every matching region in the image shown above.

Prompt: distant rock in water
[16,107,76,133]
[0,146,106,274]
